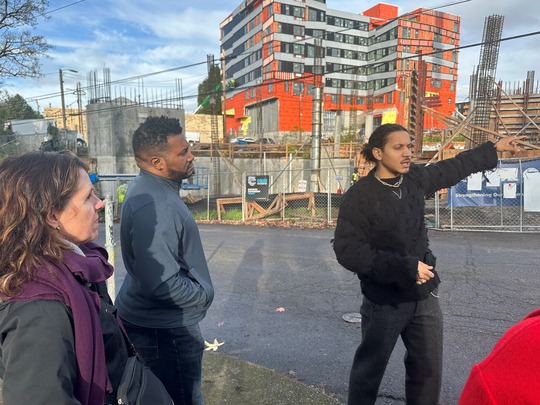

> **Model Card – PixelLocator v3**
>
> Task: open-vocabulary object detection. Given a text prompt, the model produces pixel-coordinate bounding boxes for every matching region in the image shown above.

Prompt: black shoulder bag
[117,330,174,405]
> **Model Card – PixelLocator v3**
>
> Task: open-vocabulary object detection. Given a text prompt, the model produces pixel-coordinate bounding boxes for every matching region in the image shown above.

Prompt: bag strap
[87,281,138,358]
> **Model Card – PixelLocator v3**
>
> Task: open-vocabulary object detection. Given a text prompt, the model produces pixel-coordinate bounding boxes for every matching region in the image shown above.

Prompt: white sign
[298,179,307,192]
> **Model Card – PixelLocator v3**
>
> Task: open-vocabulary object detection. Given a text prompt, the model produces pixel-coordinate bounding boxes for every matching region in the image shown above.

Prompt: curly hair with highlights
[0,151,88,297]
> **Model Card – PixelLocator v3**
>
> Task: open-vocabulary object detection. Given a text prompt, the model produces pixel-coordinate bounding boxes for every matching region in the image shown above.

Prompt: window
[293,44,304,55]
[387,92,393,103]
[284,81,289,92]
[293,63,304,74]
[293,6,305,18]
[268,82,273,93]
[344,95,351,104]
[312,29,324,39]
[402,27,411,39]
[331,94,339,103]
[450,82,455,92]
[431,79,442,88]
[293,82,304,95]
[293,25,304,37]
[357,21,369,31]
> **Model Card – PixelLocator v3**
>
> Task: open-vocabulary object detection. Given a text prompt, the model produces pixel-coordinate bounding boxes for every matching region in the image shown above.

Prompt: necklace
[374,173,403,188]
[391,189,402,199]
[375,173,403,199]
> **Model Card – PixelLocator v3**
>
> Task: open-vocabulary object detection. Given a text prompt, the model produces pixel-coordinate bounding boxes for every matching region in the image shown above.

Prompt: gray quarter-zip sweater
[116,169,214,328]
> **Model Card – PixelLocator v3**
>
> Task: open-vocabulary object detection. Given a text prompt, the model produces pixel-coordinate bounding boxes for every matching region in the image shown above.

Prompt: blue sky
[4,0,540,115]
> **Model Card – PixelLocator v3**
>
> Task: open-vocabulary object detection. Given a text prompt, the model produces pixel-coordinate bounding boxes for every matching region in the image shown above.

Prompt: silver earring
[56,226,61,231]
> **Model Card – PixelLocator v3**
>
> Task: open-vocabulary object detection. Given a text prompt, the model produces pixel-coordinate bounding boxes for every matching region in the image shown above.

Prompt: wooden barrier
[216,192,316,221]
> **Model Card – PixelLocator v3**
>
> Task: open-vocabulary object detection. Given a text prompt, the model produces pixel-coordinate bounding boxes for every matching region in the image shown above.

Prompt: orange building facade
[220,0,460,140]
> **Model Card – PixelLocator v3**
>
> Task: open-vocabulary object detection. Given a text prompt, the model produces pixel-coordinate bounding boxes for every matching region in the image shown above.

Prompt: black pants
[348,292,443,405]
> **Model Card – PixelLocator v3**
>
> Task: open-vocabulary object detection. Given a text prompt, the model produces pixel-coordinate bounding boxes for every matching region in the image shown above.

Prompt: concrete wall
[86,102,185,196]
[179,155,353,199]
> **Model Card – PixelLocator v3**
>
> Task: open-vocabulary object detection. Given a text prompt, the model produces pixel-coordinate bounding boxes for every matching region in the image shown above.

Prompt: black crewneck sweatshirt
[333,141,498,305]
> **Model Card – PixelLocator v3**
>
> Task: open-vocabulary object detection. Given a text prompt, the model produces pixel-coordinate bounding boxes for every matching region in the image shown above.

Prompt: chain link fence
[94,157,540,232]
[429,157,540,232]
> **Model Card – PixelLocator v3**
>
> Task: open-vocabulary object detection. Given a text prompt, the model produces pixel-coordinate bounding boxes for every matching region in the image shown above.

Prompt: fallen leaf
[204,338,224,352]
[275,307,285,312]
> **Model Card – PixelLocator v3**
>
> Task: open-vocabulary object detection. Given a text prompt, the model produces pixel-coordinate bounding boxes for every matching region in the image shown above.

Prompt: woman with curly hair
[0,151,128,405]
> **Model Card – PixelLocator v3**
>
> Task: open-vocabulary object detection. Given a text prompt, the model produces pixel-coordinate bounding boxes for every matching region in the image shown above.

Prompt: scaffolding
[469,15,504,145]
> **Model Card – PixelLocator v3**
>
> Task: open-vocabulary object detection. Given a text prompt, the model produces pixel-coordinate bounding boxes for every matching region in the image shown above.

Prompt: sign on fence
[449,159,540,211]
[246,175,269,201]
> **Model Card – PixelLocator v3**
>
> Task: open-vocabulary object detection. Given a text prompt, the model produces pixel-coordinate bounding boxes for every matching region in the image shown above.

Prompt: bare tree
[0,0,51,82]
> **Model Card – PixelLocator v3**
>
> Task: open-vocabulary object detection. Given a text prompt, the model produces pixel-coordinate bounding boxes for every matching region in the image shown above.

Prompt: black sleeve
[0,300,81,405]
[417,141,498,195]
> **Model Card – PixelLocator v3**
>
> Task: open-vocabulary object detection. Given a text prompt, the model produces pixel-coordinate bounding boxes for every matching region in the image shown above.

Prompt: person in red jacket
[459,309,540,404]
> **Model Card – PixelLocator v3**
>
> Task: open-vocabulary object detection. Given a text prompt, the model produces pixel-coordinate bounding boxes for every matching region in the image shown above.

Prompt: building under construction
[430,15,540,156]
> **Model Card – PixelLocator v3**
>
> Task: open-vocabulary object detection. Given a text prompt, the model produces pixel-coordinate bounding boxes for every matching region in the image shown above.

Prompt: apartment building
[220,0,460,140]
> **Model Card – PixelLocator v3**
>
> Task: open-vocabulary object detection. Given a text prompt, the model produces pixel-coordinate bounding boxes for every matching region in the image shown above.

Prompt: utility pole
[59,68,78,144]
[221,49,227,141]
[76,82,84,138]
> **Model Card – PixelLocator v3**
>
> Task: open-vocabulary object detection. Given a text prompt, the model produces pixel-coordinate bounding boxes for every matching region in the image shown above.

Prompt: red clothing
[459,309,540,404]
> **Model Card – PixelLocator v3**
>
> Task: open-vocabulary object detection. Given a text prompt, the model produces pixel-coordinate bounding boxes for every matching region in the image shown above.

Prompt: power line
[45,0,87,16]
[18,26,540,107]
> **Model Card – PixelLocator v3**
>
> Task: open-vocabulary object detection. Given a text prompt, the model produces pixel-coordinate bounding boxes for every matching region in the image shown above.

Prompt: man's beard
[166,168,189,183]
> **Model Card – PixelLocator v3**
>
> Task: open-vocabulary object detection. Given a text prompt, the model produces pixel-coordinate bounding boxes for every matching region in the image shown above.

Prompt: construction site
[57,10,539,233]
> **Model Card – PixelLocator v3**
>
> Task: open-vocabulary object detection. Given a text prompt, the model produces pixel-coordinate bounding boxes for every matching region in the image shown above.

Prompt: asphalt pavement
[99,223,540,405]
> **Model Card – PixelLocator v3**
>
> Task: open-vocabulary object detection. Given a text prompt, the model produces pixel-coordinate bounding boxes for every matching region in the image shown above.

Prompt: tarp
[448,159,540,211]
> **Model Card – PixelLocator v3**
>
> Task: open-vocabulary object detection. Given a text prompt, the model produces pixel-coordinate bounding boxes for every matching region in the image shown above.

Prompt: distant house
[5,118,58,153]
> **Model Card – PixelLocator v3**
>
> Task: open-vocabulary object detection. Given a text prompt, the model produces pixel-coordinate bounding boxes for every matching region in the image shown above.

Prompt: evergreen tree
[196,64,222,115]
[0,93,42,147]
[0,94,42,123]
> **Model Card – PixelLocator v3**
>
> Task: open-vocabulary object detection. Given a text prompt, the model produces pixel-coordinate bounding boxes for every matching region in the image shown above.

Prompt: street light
[59,68,78,140]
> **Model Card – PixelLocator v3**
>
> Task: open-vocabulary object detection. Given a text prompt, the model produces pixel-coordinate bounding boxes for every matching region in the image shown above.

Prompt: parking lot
[101,224,540,404]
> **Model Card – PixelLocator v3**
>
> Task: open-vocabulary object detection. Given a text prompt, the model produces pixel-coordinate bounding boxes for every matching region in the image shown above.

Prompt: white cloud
[5,0,540,115]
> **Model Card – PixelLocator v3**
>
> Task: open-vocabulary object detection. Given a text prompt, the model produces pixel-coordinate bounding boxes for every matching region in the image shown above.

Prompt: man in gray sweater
[117,116,214,405]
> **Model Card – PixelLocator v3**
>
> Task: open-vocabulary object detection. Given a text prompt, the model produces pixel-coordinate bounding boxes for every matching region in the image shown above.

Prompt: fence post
[104,194,116,300]
[327,168,332,222]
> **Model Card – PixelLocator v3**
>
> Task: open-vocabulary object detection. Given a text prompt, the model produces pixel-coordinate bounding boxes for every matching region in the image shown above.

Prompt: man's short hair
[132,116,183,158]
